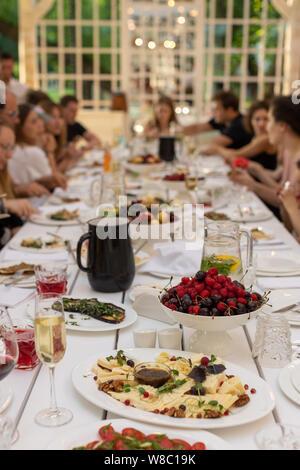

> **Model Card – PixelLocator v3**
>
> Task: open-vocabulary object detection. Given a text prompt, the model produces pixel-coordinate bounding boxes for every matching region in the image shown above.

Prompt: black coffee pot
[77,217,135,293]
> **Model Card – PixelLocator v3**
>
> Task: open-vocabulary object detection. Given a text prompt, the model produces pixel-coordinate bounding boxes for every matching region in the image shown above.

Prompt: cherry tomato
[191,442,206,450]
[114,438,130,450]
[98,424,116,441]
[158,437,175,450]
[172,439,192,450]
[122,428,146,440]
[85,440,100,450]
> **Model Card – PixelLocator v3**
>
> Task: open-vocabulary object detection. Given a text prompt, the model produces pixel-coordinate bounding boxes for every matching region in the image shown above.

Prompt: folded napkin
[138,240,203,277]
[256,277,300,290]
[2,249,69,263]
[0,286,34,307]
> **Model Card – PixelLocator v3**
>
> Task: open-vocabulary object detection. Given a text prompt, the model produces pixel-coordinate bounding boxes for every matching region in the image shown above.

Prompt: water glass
[13,319,39,371]
[253,313,292,368]
[35,263,68,295]
[255,424,300,450]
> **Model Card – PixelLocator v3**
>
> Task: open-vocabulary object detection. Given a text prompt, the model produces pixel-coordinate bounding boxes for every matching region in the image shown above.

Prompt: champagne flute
[0,307,18,413]
[185,165,199,203]
[34,293,72,427]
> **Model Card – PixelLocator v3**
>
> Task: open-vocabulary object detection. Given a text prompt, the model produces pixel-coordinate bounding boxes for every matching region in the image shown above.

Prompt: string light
[135,38,143,47]
[177,16,186,25]
[148,41,156,50]
[168,0,175,6]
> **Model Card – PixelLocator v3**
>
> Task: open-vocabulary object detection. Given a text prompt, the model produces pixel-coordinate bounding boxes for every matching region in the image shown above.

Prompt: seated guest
[279,161,300,239]
[0,52,28,104]
[0,121,49,198]
[8,104,67,190]
[229,95,300,208]
[25,89,51,106]
[0,122,38,247]
[184,90,252,151]
[39,100,83,173]
[0,90,20,127]
[213,100,278,170]
[143,96,179,138]
[60,95,102,148]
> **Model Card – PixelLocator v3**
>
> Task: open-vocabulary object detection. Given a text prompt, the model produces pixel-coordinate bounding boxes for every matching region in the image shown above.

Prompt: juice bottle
[103,146,112,173]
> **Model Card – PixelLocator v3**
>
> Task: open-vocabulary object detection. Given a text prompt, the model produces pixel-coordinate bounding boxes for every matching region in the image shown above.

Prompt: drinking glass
[34,293,72,427]
[35,263,68,295]
[0,307,18,413]
[13,319,39,371]
[253,313,292,368]
[255,424,300,450]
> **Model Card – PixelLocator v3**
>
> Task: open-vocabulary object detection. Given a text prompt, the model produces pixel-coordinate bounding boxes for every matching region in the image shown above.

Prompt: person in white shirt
[8,104,67,190]
[0,52,28,104]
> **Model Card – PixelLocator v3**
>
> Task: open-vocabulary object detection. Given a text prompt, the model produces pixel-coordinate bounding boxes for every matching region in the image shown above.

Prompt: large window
[35,0,285,118]
[36,0,122,108]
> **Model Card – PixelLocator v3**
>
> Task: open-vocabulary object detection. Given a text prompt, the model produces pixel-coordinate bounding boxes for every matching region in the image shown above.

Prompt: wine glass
[34,293,73,427]
[185,165,199,203]
[0,307,18,413]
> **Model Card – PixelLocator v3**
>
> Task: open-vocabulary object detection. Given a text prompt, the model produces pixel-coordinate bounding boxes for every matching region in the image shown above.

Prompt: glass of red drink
[35,263,68,295]
[13,320,39,370]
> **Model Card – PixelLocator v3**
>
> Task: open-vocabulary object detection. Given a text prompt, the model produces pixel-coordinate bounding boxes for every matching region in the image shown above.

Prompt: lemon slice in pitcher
[216,255,241,272]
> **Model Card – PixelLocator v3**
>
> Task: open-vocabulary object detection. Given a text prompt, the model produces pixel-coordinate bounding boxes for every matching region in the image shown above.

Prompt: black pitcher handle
[77,232,91,273]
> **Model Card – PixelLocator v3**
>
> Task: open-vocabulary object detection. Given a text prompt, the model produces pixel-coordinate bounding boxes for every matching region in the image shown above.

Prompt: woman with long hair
[8,104,67,190]
[144,96,179,138]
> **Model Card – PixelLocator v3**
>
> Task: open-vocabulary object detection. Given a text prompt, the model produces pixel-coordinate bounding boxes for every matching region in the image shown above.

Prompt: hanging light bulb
[168,0,175,6]
[177,16,186,25]
[148,41,156,50]
[135,37,143,47]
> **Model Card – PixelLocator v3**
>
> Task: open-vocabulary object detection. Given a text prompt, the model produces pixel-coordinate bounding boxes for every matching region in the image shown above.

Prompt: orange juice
[103,147,112,173]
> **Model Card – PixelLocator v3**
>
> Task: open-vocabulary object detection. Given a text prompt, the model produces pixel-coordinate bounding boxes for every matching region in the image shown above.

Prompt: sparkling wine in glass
[34,293,72,427]
[0,307,18,413]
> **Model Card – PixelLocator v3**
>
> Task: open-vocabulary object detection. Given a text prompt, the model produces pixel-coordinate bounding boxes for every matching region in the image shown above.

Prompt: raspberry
[227,290,235,299]
[251,294,258,301]
[188,306,195,314]
[201,290,210,298]
[224,411,229,416]
[208,268,219,276]
[244,384,249,390]
[200,356,210,367]
[144,392,150,398]
[193,306,200,315]
[220,288,228,298]
[196,283,205,293]
[228,301,236,309]
[217,275,226,284]
[250,388,256,394]
[181,277,190,284]
[214,282,222,290]
[125,400,131,406]
[237,298,247,305]
[205,277,215,288]
[176,288,185,298]
[211,289,219,296]
[169,304,177,310]
[217,302,227,312]
[237,289,246,298]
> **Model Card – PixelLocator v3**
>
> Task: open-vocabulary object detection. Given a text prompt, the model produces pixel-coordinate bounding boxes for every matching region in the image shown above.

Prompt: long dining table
[2,153,300,451]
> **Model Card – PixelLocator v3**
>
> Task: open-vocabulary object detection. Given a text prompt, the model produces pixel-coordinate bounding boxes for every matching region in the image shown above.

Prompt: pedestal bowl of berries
[159,268,268,355]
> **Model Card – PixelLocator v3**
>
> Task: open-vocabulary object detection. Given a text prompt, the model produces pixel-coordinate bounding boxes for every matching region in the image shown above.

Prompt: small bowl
[134,362,172,388]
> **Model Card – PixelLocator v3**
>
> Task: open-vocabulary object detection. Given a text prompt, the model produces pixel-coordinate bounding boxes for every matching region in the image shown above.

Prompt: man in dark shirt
[184,90,252,151]
[60,95,102,148]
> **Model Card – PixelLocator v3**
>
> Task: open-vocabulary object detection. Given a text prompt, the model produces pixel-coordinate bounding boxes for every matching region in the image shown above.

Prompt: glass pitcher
[201,221,253,281]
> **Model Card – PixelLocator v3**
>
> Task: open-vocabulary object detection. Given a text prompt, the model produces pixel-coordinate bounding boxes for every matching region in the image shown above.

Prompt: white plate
[0,261,37,288]
[27,297,137,333]
[278,361,300,406]
[72,348,275,430]
[230,209,272,223]
[8,237,67,254]
[30,213,81,226]
[257,253,300,274]
[291,363,300,395]
[47,418,233,450]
